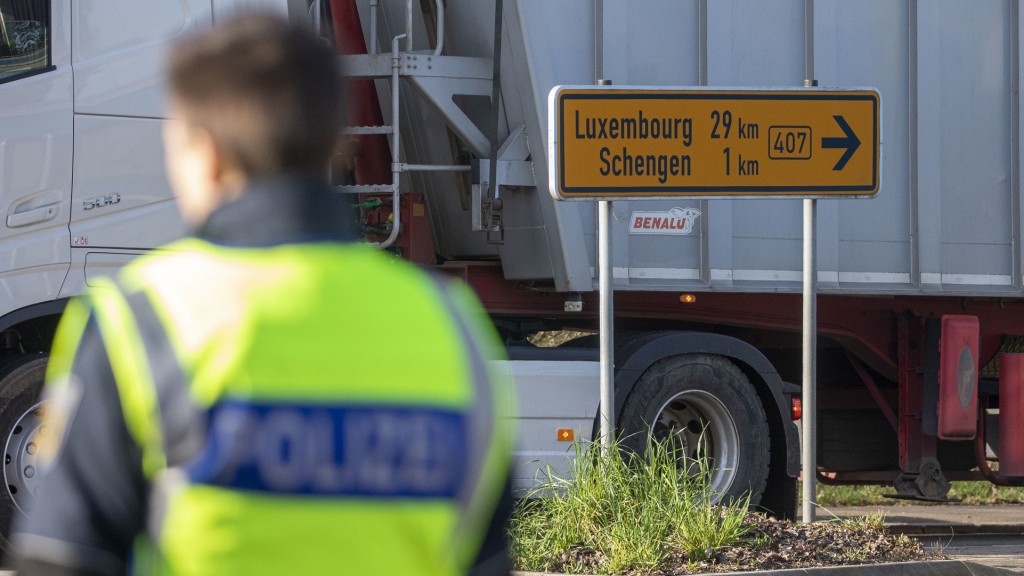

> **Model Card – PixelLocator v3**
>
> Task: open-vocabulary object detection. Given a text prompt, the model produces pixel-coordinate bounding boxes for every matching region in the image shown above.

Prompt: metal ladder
[333,0,489,248]
[329,0,537,247]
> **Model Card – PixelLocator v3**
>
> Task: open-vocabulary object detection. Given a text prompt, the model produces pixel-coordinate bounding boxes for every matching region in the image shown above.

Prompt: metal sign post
[596,78,615,453]
[802,197,817,523]
[598,199,614,452]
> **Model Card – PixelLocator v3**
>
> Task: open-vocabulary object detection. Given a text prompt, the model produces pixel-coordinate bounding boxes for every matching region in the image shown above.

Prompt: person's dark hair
[168,13,344,178]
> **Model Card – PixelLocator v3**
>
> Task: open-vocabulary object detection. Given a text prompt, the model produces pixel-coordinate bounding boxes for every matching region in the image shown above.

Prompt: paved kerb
[514,560,1020,576]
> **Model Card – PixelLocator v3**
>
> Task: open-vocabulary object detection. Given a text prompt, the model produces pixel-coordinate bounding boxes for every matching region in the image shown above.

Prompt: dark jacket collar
[195,175,361,247]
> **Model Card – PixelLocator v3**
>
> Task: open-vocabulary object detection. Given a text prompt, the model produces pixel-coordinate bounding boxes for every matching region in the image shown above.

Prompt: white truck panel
[72,0,212,118]
[0,265,71,317]
[70,115,184,252]
[213,0,289,22]
[69,0,199,278]
[504,359,599,492]
[0,0,73,319]
[404,0,1024,296]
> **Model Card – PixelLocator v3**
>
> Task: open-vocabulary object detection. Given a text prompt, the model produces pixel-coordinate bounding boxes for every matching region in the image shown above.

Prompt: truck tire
[619,354,770,507]
[0,355,47,553]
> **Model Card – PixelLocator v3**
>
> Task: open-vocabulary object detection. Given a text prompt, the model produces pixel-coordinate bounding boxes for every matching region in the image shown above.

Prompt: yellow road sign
[548,86,880,200]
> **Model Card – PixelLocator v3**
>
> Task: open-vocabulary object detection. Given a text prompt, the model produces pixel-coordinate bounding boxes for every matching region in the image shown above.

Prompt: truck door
[66,0,211,287]
[0,0,73,319]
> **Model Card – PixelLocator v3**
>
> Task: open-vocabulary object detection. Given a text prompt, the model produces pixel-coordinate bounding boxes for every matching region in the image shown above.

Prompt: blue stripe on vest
[186,400,469,498]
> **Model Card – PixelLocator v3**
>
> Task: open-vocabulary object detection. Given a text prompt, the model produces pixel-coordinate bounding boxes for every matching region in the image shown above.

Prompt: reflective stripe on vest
[88,279,168,478]
[85,240,511,576]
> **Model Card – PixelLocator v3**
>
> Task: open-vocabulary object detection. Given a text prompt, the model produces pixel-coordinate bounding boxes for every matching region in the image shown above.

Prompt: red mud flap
[937,315,979,440]
[999,353,1024,476]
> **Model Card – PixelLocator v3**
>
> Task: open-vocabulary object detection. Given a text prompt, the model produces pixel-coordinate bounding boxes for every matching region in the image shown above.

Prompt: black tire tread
[618,354,771,506]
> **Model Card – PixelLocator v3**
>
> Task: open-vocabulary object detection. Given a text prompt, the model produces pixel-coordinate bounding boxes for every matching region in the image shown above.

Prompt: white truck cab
[2,0,300,316]
[0,0,300,550]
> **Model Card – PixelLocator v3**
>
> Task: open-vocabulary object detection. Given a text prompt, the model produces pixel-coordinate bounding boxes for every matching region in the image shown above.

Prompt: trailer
[1,0,1023,550]
[328,0,1024,511]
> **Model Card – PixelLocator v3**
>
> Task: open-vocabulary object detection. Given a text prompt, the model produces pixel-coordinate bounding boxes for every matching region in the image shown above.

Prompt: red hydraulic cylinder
[999,353,1024,476]
[329,0,391,185]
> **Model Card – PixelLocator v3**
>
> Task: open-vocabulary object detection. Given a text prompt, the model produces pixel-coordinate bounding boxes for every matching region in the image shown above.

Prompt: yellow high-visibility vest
[48,238,513,576]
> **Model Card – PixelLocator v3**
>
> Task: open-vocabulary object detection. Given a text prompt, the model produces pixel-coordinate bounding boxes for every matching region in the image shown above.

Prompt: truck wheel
[619,354,770,507]
[0,355,47,553]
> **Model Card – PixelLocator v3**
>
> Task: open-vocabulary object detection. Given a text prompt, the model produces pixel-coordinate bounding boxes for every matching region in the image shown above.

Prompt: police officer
[14,13,513,576]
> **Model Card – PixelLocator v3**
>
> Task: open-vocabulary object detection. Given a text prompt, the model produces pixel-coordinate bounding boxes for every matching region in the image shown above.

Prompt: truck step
[342,126,393,135]
[333,184,394,194]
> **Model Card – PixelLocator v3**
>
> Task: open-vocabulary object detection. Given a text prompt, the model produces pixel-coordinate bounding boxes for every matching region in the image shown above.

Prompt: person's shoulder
[126,237,212,270]
[327,245,479,300]
[329,243,436,279]
[116,237,224,293]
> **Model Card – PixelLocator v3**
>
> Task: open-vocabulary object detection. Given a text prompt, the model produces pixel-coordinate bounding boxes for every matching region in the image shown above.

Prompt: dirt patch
[679,513,937,574]
[542,512,940,575]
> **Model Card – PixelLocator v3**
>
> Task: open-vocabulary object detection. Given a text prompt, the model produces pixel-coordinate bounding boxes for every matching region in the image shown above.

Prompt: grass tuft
[509,436,751,574]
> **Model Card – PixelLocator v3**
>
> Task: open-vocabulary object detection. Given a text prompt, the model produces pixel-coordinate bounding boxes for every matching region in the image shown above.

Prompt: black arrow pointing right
[821,115,861,171]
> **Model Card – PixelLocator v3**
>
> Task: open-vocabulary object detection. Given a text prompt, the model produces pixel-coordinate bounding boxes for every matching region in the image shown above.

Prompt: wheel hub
[651,390,740,499]
[4,402,44,515]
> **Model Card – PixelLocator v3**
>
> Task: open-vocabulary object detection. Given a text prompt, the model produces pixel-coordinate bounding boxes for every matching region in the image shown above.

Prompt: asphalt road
[820,505,1024,574]
[917,534,1024,573]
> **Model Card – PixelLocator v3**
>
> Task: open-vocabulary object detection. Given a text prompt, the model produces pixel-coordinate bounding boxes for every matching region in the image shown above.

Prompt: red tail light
[791,397,803,421]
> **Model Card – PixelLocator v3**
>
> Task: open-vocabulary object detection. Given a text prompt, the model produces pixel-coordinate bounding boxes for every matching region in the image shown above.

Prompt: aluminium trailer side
[384,1,1023,298]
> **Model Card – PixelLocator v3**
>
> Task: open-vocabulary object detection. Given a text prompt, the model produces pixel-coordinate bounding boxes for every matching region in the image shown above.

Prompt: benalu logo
[629,207,701,235]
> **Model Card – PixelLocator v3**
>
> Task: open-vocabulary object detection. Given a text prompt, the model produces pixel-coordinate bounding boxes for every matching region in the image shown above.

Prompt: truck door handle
[7,203,59,228]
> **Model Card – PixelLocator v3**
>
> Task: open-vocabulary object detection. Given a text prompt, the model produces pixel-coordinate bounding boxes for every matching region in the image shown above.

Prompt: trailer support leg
[895,315,952,501]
